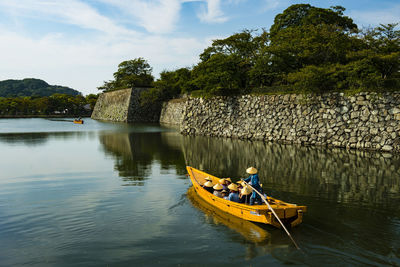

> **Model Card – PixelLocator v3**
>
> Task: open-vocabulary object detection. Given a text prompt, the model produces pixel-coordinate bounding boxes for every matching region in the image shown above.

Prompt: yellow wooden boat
[187,166,307,228]
[73,119,84,124]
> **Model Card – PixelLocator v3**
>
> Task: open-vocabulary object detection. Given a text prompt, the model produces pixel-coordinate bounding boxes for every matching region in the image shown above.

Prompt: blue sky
[0,0,399,95]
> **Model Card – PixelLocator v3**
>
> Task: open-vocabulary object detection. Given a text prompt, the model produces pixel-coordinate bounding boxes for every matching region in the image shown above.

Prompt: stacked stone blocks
[179,92,400,152]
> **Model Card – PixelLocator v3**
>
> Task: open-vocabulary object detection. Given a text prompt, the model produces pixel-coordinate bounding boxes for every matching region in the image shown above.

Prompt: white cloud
[350,4,400,26]
[0,27,206,95]
[97,0,183,34]
[262,0,289,12]
[263,0,279,11]
[0,0,136,36]
[0,0,230,95]
[197,0,228,23]
[98,0,229,33]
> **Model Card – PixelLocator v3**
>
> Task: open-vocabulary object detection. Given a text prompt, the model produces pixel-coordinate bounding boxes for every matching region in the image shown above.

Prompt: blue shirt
[244,174,260,187]
[228,192,239,202]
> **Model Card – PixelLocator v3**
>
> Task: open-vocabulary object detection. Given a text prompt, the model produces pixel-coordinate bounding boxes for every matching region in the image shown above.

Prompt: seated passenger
[239,186,252,204]
[227,183,239,202]
[213,183,223,198]
[221,190,229,200]
[219,179,228,190]
[225,178,232,186]
[202,181,214,193]
[236,181,243,191]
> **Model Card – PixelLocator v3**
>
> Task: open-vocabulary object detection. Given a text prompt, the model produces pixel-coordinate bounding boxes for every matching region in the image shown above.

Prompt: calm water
[0,118,399,266]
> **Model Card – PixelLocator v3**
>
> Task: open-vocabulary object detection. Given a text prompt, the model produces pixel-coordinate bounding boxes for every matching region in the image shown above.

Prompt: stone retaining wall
[91,88,161,122]
[180,92,400,152]
[159,98,187,125]
[91,88,132,122]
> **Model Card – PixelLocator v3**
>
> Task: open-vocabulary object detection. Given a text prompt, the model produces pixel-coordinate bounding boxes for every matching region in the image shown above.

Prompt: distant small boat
[73,119,84,124]
[187,166,307,228]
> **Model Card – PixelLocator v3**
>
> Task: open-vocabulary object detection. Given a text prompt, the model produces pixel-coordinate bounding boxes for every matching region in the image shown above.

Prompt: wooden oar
[241,180,301,250]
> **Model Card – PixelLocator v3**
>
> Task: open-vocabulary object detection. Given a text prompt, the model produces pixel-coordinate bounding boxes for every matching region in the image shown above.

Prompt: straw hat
[246,167,258,174]
[225,178,232,183]
[204,181,213,188]
[213,183,223,190]
[221,190,228,193]
[219,178,226,184]
[228,183,238,191]
[204,176,212,181]
[241,186,252,195]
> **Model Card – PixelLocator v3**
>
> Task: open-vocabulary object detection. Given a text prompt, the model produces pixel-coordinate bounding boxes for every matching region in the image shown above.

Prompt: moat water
[0,118,399,266]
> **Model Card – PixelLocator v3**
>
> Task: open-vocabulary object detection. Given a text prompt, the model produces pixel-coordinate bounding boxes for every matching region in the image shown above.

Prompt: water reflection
[182,135,400,210]
[99,130,186,185]
[0,132,88,146]
[187,186,271,244]
[182,135,400,265]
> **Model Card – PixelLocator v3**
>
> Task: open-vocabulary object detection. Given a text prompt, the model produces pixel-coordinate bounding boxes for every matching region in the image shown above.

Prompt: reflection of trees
[182,135,400,209]
[0,132,84,146]
[99,131,186,185]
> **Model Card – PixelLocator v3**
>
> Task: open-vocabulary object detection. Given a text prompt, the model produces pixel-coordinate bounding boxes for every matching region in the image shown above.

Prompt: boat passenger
[219,179,228,190]
[221,190,229,200]
[236,181,243,191]
[213,183,223,198]
[239,186,252,204]
[243,167,262,205]
[227,183,239,202]
[203,181,214,193]
[225,178,232,186]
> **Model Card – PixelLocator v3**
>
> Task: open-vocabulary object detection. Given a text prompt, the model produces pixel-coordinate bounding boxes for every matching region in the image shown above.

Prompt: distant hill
[0,78,81,97]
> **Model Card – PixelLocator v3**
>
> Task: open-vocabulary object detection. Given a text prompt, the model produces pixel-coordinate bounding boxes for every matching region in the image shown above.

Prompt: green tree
[0,78,80,97]
[85,94,99,110]
[192,30,266,95]
[98,58,154,91]
[140,68,192,105]
[269,4,357,37]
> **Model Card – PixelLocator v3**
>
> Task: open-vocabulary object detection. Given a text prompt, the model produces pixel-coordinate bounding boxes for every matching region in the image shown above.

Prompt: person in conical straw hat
[221,189,229,200]
[219,178,228,190]
[242,166,262,205]
[202,180,214,193]
[228,183,238,191]
[227,183,239,202]
[225,178,232,186]
[239,186,252,204]
[236,181,243,191]
[213,183,223,198]
[204,176,212,181]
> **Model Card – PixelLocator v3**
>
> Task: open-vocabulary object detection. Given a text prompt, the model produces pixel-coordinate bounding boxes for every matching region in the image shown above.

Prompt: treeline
[98,4,400,102]
[0,94,98,116]
[0,78,80,97]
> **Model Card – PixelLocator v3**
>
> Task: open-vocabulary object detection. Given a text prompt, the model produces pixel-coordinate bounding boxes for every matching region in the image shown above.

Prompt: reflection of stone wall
[182,135,400,207]
[181,92,400,152]
[91,88,161,122]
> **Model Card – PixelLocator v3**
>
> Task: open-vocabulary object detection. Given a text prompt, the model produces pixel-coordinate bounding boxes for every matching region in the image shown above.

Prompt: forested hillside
[0,78,80,97]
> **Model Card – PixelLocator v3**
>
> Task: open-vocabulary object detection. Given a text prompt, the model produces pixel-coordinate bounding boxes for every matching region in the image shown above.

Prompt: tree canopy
[0,78,80,97]
[98,58,154,91]
[0,94,98,116]
[103,4,399,102]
